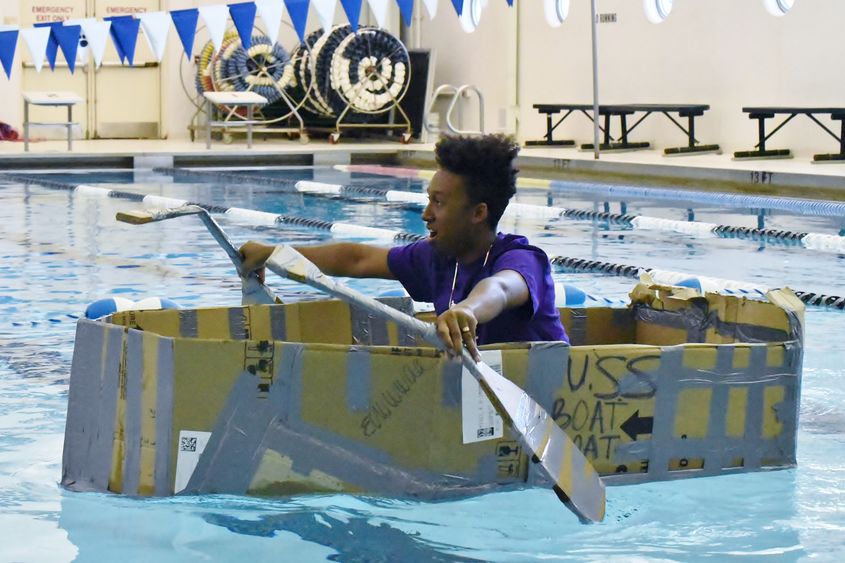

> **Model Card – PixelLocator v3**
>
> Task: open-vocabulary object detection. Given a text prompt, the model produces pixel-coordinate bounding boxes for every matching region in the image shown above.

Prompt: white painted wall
[2,0,841,156]
[421,0,845,157]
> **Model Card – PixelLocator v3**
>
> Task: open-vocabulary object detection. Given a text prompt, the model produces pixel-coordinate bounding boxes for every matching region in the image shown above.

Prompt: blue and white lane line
[6,172,845,310]
[155,168,845,253]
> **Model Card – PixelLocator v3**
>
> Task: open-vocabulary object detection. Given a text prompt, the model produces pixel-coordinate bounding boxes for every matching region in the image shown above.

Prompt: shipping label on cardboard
[462,351,504,444]
[174,430,212,493]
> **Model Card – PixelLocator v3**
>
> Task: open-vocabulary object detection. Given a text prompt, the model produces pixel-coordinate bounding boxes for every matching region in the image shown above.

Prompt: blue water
[1,167,844,561]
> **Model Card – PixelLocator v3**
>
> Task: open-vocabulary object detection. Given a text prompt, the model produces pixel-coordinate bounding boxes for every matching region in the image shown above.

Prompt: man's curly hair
[434,134,519,229]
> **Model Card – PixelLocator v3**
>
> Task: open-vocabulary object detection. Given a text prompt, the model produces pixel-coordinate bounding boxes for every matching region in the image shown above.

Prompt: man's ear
[472,202,489,225]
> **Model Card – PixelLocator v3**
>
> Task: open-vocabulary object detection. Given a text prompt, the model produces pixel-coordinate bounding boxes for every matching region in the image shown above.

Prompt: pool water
[1,167,844,562]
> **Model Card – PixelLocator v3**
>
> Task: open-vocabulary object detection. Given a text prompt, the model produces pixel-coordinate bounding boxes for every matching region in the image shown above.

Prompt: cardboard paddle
[116,205,279,305]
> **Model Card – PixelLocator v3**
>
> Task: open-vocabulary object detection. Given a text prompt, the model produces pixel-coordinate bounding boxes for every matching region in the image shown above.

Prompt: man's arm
[239,241,395,281]
[437,269,530,361]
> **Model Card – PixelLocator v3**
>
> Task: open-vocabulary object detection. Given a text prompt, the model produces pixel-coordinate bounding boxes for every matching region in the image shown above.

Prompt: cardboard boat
[61,283,804,498]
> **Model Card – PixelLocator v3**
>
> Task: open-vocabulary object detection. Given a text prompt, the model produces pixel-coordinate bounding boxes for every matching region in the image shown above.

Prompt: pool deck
[1,138,844,199]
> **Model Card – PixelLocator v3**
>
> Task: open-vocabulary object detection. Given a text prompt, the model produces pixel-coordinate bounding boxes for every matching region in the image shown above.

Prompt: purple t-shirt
[387,233,568,345]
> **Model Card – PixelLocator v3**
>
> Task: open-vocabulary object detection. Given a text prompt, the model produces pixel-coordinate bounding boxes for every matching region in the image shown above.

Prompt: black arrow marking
[620,410,654,441]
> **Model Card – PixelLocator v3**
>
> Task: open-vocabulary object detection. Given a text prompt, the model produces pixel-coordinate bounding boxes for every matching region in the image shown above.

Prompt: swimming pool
[1,166,843,561]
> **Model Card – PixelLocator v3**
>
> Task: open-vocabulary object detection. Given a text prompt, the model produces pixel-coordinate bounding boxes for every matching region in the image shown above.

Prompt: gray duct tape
[632,304,791,344]
[525,343,570,414]
[742,346,769,471]
[640,346,684,481]
[154,337,175,496]
[346,347,371,412]
[440,359,462,408]
[566,309,588,346]
[122,329,145,495]
[228,307,247,340]
[270,306,287,341]
[62,321,121,491]
[350,306,385,345]
[182,371,271,494]
[179,309,199,338]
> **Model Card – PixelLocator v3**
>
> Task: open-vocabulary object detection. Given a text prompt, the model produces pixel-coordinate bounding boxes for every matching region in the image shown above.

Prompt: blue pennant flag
[105,16,140,66]
[340,0,363,31]
[283,0,309,42]
[33,22,60,71]
[507,0,513,6]
[54,25,81,73]
[451,0,464,16]
[396,0,414,27]
[229,2,257,50]
[0,29,18,79]
[171,8,199,59]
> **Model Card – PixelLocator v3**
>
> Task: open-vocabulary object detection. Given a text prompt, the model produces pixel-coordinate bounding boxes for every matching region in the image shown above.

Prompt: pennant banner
[451,0,463,17]
[254,0,284,44]
[20,27,50,73]
[367,0,390,28]
[105,16,141,66]
[0,29,18,79]
[64,18,93,66]
[54,24,81,73]
[312,0,337,34]
[171,8,199,59]
[422,0,438,19]
[284,0,310,42]
[397,0,415,26]
[198,5,229,53]
[340,0,363,31]
[139,12,170,62]
[79,20,110,68]
[229,2,257,49]
[33,23,60,71]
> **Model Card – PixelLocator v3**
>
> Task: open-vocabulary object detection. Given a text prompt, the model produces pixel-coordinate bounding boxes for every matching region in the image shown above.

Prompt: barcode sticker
[461,350,504,444]
[174,430,211,493]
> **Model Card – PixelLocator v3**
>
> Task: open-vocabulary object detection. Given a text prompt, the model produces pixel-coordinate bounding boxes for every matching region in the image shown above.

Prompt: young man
[240,134,567,360]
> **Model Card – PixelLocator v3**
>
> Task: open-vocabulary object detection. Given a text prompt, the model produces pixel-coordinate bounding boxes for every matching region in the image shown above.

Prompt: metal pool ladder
[425,84,485,136]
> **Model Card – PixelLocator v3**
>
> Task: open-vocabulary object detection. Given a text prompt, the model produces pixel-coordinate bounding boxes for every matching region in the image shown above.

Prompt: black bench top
[533,103,710,113]
[742,106,845,115]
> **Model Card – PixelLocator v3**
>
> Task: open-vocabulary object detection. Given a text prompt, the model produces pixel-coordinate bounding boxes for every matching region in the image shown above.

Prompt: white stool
[203,91,268,149]
[23,91,84,152]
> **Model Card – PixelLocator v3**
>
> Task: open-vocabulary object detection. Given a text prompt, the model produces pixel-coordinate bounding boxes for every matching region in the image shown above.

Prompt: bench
[734,107,845,161]
[23,91,84,152]
[203,91,268,149]
[526,103,719,155]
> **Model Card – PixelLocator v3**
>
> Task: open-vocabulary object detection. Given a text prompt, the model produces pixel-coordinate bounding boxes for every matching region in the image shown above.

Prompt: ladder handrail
[425,83,485,136]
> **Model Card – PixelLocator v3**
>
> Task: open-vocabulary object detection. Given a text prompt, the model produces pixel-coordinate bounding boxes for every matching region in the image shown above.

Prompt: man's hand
[435,305,480,362]
[239,240,277,284]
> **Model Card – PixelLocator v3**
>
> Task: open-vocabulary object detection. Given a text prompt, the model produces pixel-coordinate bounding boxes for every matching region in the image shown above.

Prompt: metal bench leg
[206,99,212,149]
[24,101,29,153]
[247,105,254,148]
[687,115,695,149]
[67,104,73,151]
[757,116,767,152]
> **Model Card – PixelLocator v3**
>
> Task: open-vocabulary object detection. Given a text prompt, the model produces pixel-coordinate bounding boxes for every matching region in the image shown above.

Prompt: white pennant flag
[255,0,284,44]
[79,20,111,69]
[422,0,438,19]
[138,11,170,62]
[20,27,51,73]
[312,0,337,34]
[64,18,93,65]
[366,0,390,28]
[198,5,229,53]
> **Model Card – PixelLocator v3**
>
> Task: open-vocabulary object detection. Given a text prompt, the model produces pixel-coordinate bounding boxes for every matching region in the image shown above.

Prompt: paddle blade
[116,205,204,225]
[471,360,606,522]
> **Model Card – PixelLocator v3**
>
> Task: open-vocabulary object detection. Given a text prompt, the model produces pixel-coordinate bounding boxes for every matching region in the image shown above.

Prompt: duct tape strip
[122,329,145,495]
[345,348,371,412]
[154,336,175,496]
